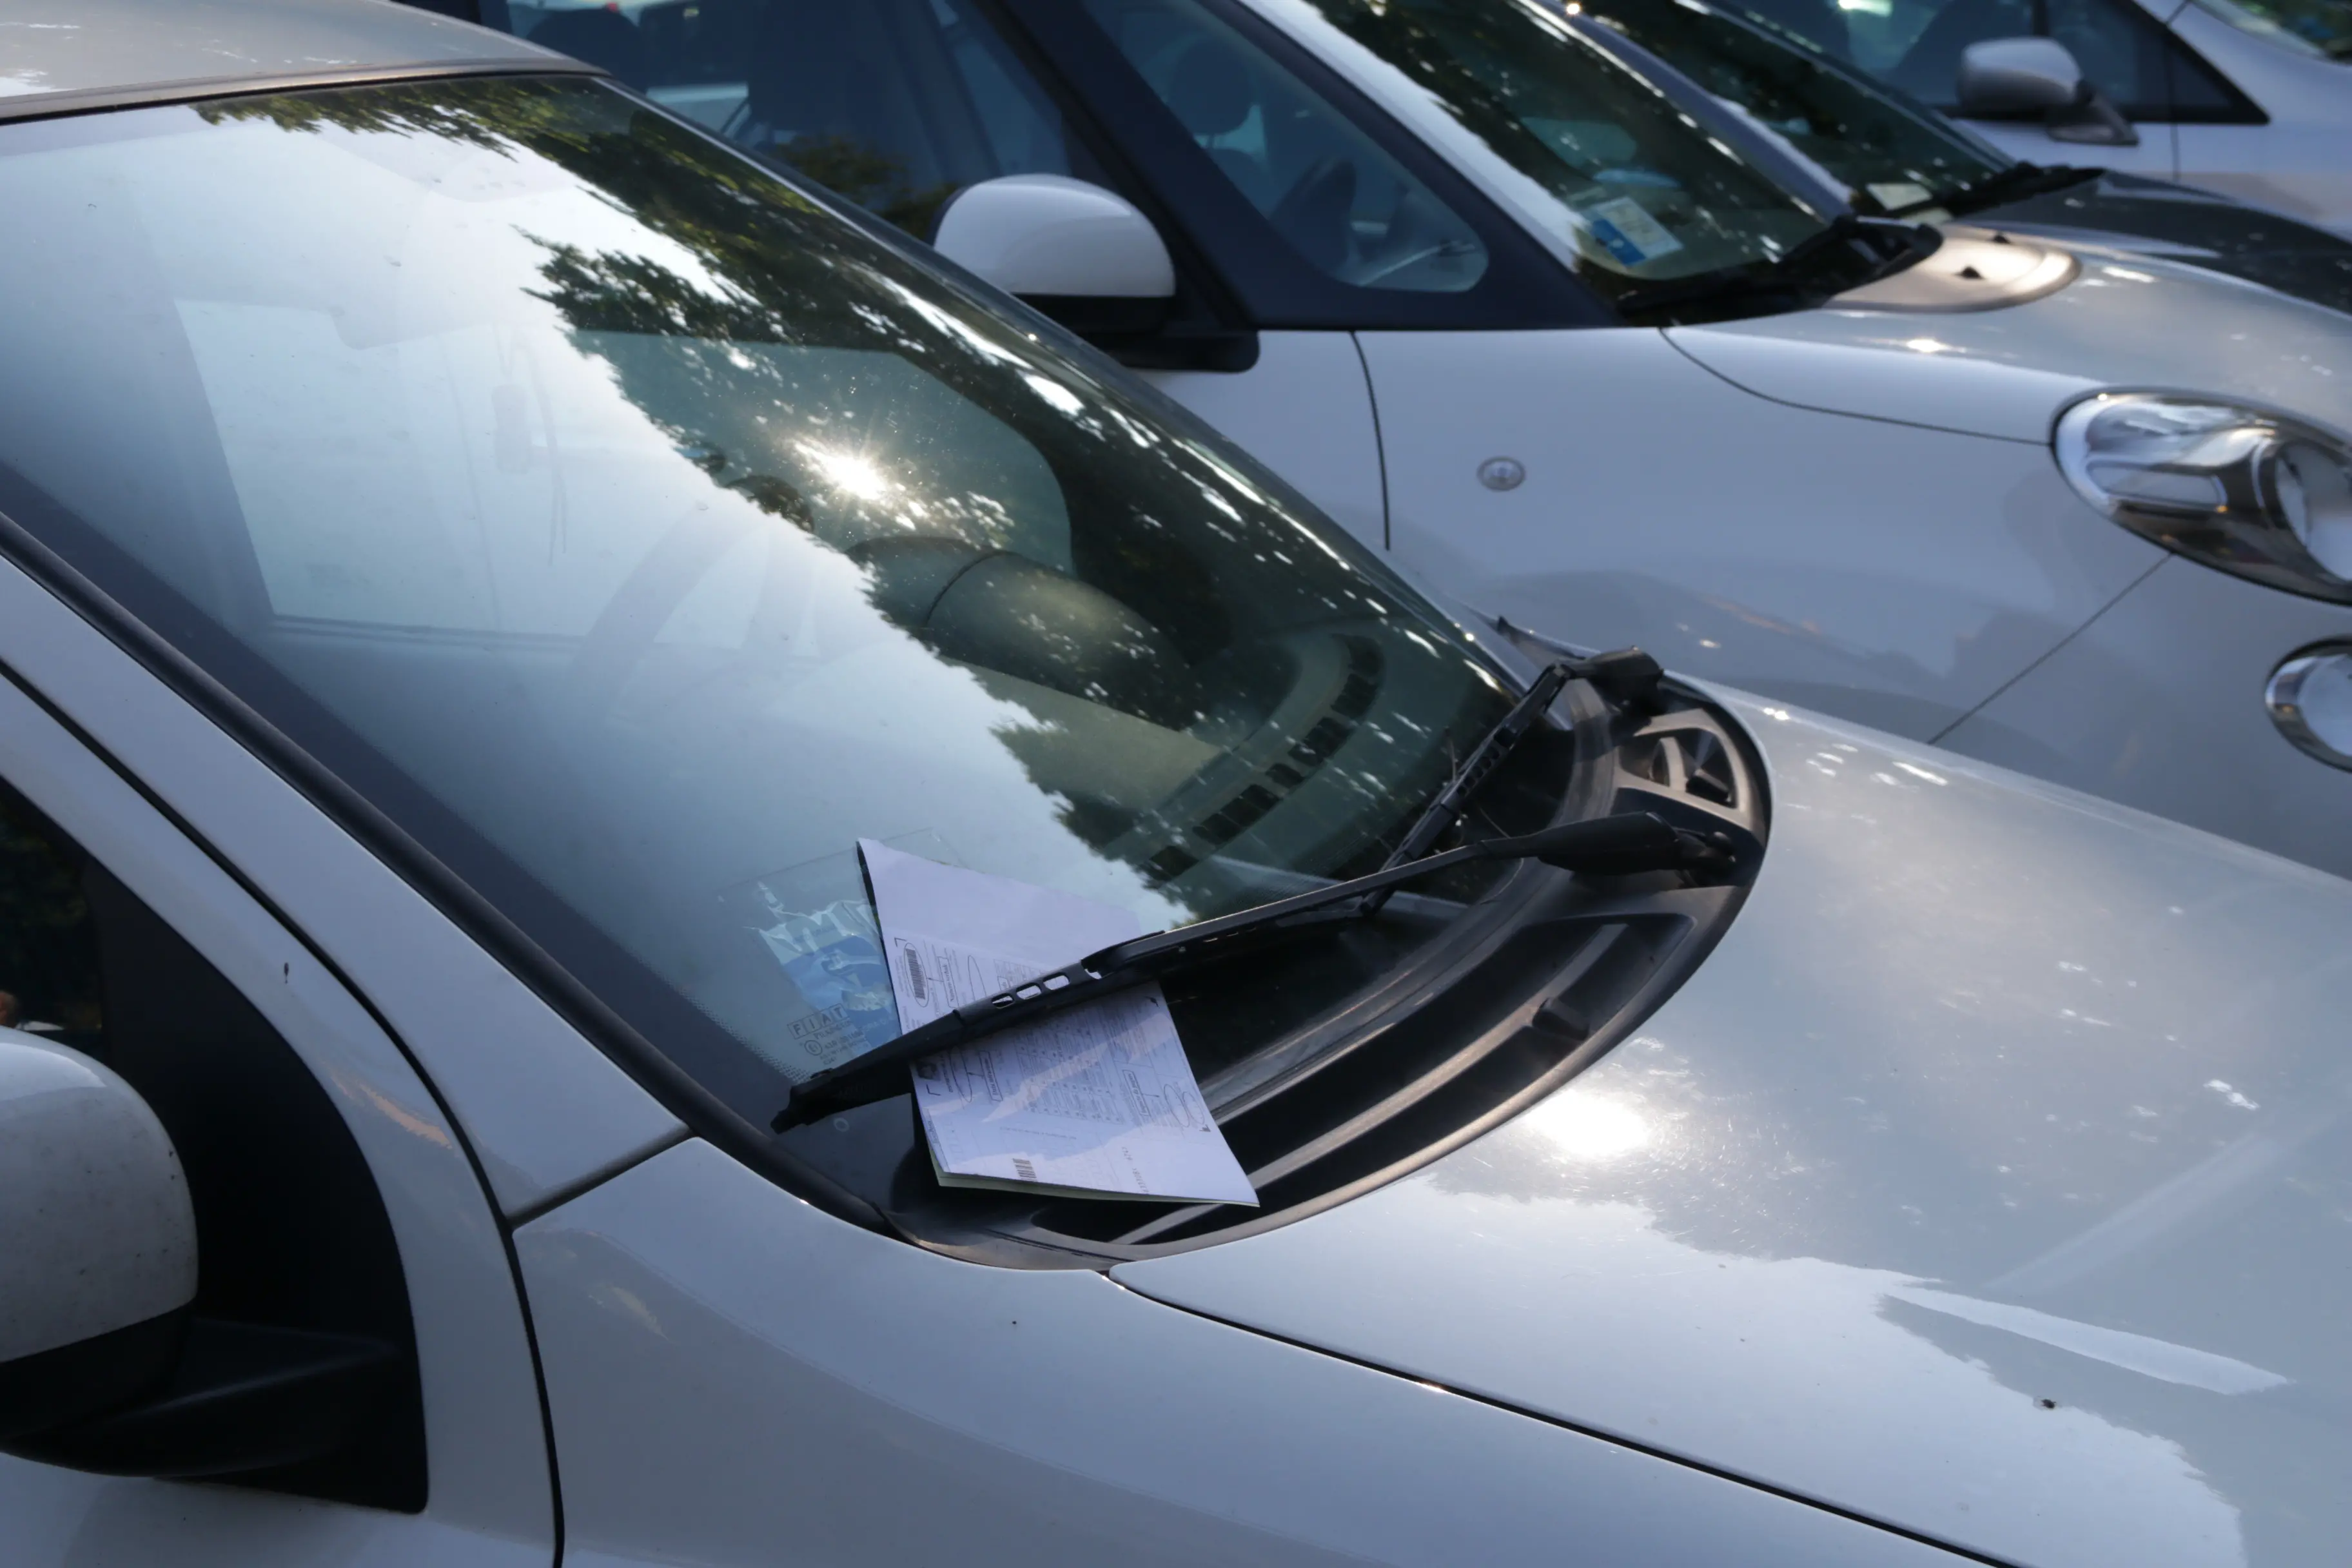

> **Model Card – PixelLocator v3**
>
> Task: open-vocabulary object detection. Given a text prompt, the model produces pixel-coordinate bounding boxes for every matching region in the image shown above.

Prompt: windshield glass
[1209,0,1840,293]
[2186,0,2352,57]
[0,77,1524,1112]
[1578,0,2007,214]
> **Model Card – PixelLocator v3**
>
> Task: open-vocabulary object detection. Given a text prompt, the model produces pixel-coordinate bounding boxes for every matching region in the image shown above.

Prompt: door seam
[1351,332,1393,550]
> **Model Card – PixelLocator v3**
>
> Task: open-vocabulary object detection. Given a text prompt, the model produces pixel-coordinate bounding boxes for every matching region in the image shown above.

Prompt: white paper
[858,839,1257,1206]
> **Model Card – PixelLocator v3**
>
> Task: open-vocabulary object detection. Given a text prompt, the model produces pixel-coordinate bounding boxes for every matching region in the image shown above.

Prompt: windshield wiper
[1613,213,1934,322]
[1360,647,1661,916]
[1887,162,2099,220]
[773,809,1720,1130]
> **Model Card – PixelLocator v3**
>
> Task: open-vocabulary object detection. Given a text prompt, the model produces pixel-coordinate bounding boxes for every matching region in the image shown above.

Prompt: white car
[1578,0,2352,315]
[450,0,2352,881]
[2,5,2349,1568]
[1729,0,2352,236]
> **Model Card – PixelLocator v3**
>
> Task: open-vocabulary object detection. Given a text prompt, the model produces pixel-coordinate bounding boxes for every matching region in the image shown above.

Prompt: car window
[1093,0,1839,299]
[0,79,1524,1109]
[1761,0,2212,117]
[1589,0,2008,215]
[0,781,103,1048]
[500,0,1077,233]
[1082,0,1491,291]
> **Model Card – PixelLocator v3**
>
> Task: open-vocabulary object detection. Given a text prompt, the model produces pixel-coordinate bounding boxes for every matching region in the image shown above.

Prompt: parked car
[4,3,2350,1567]
[426,0,2352,877]
[1565,0,2352,314]
[1723,0,2352,236]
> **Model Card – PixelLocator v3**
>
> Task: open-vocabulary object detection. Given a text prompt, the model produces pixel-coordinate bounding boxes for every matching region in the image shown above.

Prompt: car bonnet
[1111,696,2352,1568]
[1666,229,2352,448]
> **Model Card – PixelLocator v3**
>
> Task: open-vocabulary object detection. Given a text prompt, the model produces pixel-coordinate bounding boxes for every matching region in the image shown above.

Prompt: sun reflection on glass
[1518,1091,1652,1161]
[799,442,892,500]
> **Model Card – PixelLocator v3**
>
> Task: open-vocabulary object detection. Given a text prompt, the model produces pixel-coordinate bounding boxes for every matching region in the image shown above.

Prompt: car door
[2164,0,2352,235]
[0,599,556,1567]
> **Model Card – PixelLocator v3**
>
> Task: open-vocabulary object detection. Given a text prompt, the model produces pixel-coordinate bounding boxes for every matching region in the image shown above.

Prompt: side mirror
[0,1033,195,1442]
[1956,37,2139,146]
[933,175,1178,339]
[1957,36,2082,114]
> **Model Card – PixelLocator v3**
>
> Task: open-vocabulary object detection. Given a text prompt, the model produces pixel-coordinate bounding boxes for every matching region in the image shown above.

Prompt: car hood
[1668,227,2352,446]
[1982,172,2352,319]
[1113,696,2352,1568]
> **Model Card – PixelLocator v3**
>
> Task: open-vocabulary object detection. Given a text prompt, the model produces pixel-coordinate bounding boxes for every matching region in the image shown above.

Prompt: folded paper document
[858,839,1257,1205]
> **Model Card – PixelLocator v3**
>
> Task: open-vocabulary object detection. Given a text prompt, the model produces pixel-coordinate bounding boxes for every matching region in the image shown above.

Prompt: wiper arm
[1888,162,2098,220]
[1613,213,1932,322]
[1361,647,1662,916]
[773,810,1719,1130]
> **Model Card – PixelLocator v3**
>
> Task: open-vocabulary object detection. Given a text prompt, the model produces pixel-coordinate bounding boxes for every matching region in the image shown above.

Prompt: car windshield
[1237,0,1843,290]
[1576,0,2008,215]
[2185,0,2352,57]
[0,77,1527,1115]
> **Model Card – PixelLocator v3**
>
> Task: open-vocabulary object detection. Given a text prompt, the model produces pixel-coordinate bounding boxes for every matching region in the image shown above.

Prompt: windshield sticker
[757,899,899,1070]
[728,831,963,1075]
[1583,197,1685,268]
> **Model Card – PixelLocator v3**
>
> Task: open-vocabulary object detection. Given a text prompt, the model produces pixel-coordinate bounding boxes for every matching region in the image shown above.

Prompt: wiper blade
[1888,162,2099,220]
[1360,647,1662,916]
[1613,214,1931,322]
[773,810,1720,1130]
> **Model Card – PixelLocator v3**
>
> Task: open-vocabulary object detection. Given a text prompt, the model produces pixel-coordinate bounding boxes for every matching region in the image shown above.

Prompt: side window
[1830,0,2197,118]
[502,0,1081,233]
[0,776,424,1508]
[1081,0,1489,293]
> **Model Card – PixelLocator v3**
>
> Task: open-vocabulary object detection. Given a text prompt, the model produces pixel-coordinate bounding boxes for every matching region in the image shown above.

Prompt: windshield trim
[0,59,605,130]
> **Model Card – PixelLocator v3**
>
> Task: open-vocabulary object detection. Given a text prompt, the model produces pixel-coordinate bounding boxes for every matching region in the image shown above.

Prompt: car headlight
[2266,644,2352,770]
[2055,393,2352,603]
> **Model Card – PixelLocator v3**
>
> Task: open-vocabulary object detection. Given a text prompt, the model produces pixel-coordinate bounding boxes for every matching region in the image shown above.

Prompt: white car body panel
[0,654,553,1566]
[1113,692,2352,1568]
[1147,330,1389,551]
[1130,0,2352,879]
[516,1135,1971,1568]
[1349,327,2159,740]
[2162,3,2352,239]
[0,556,685,1218]
[1669,243,2352,443]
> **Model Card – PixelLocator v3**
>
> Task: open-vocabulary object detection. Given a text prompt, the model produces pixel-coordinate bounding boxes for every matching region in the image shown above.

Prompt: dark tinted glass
[1590,0,2005,214]
[504,0,1078,232]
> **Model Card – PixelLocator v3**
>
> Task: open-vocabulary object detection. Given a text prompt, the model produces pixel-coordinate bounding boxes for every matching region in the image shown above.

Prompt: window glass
[1090,0,1837,297]
[0,81,1523,1106]
[1082,0,1491,291]
[1764,0,2183,115]
[504,0,1074,233]
[0,781,102,1047]
[1593,0,2006,215]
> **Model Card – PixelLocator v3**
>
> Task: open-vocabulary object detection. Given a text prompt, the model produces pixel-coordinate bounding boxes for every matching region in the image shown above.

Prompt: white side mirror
[0,1032,195,1440]
[1956,36,2084,115]
[934,175,1177,333]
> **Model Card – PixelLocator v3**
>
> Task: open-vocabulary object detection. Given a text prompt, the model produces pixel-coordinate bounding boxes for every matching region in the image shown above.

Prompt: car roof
[0,0,587,123]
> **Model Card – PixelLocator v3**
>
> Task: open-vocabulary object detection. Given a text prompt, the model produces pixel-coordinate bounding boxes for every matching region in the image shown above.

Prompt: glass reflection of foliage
[774,133,957,237]
[1298,0,1590,186]
[196,77,1459,876]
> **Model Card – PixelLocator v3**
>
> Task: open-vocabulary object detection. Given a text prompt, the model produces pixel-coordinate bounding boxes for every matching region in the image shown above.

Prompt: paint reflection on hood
[1115,696,2352,1568]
